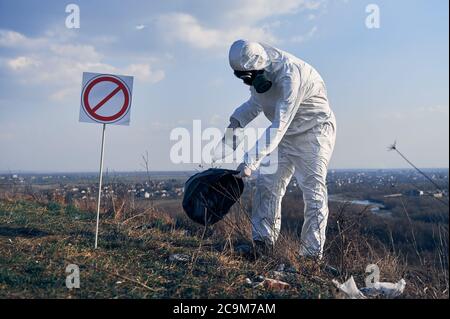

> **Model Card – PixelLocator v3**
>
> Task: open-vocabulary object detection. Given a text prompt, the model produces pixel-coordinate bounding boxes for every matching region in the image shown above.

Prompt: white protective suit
[229,40,337,258]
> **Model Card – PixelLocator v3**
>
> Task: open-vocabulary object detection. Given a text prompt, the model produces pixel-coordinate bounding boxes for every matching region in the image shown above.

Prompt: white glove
[236,162,252,178]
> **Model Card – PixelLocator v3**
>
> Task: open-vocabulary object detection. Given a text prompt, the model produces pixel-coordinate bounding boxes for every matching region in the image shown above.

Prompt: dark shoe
[234,243,253,256]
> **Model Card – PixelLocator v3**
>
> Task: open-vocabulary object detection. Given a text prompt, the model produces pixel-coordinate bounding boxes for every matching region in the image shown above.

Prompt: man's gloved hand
[236,162,252,178]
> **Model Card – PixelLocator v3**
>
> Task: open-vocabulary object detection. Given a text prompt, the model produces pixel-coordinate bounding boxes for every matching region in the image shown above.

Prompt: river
[328,195,392,217]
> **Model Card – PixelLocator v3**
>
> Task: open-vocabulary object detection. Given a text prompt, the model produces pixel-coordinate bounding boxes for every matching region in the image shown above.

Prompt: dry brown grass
[0,185,447,299]
[0,191,334,299]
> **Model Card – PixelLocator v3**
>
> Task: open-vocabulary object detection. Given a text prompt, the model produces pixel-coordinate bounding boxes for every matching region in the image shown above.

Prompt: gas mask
[234,69,272,94]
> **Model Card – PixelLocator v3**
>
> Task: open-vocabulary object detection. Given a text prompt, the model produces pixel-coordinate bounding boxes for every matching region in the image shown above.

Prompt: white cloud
[0,29,46,48]
[0,30,27,46]
[46,61,165,101]
[49,44,102,61]
[123,63,165,83]
[157,13,277,50]
[156,0,325,50]
[7,56,41,70]
[224,0,323,24]
[0,29,166,101]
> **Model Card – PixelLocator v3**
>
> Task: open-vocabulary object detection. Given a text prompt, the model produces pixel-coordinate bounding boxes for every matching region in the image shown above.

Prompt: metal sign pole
[94,123,106,249]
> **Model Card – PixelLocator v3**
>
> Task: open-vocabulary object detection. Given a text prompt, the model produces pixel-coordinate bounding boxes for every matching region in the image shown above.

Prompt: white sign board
[79,72,133,126]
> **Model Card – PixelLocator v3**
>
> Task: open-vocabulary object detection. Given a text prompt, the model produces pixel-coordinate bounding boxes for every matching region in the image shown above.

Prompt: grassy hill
[0,197,334,299]
[0,191,447,299]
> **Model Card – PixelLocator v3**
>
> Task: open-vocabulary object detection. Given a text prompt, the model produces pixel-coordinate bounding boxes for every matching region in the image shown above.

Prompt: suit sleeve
[230,95,262,128]
[244,67,303,170]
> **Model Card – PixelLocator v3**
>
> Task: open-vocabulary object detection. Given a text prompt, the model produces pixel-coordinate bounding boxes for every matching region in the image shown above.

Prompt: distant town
[1,168,448,204]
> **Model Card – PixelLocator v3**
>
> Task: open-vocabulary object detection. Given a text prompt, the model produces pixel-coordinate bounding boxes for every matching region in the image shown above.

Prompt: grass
[0,197,335,299]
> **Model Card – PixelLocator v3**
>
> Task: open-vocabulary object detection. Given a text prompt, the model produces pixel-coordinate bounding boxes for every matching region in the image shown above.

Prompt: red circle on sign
[82,75,130,123]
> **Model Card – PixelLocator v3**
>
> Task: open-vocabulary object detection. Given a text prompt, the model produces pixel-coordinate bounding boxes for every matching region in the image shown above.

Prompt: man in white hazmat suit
[226,40,336,259]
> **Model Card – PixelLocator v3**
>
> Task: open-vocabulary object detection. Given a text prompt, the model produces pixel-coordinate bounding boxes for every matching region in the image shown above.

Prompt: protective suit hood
[229,40,272,71]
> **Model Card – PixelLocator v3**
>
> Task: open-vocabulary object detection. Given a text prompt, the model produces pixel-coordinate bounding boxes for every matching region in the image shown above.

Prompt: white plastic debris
[333,276,406,299]
[169,253,190,263]
[332,276,367,299]
[360,279,406,298]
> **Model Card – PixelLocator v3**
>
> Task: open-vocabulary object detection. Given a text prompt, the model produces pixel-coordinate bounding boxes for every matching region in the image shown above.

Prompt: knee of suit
[256,177,292,198]
[302,187,327,200]
[255,185,283,199]
[302,190,329,217]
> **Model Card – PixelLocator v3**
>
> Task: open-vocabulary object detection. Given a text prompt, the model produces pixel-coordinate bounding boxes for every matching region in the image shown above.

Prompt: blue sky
[0,0,448,172]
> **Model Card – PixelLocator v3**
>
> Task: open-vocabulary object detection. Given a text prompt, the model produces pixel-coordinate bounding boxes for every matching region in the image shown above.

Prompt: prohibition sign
[82,75,131,123]
[79,72,134,249]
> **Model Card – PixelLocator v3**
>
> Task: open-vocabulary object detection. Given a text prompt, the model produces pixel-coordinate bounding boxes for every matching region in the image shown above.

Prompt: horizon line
[1,167,449,175]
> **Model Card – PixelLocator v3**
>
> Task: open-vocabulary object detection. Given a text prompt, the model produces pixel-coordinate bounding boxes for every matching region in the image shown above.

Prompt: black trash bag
[182,168,244,225]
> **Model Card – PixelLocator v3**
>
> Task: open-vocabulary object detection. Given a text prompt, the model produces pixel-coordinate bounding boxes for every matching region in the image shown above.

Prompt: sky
[0,0,448,172]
